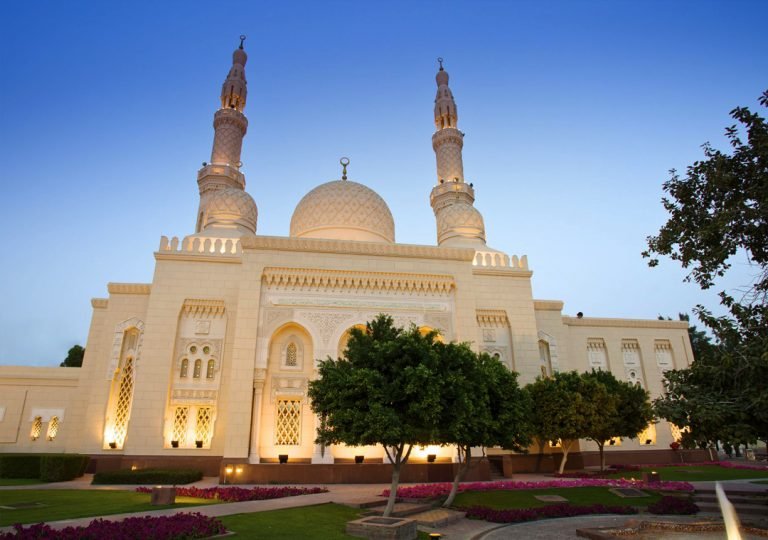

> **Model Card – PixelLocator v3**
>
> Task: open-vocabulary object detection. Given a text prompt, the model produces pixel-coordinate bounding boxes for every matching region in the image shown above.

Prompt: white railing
[472,250,528,270]
[159,236,242,256]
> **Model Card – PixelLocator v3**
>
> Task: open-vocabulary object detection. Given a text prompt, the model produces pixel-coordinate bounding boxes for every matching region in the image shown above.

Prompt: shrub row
[0,512,225,540]
[647,495,700,515]
[0,454,88,482]
[92,468,203,485]
[463,503,637,523]
[136,485,328,502]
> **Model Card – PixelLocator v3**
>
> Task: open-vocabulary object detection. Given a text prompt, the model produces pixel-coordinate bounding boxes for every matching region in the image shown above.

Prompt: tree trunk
[534,438,545,473]
[558,441,572,475]
[384,462,401,517]
[598,441,605,472]
[443,445,470,508]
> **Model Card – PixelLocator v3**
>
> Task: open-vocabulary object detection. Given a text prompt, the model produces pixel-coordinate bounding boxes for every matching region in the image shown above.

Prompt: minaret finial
[340,157,350,180]
[239,35,246,49]
[437,57,444,71]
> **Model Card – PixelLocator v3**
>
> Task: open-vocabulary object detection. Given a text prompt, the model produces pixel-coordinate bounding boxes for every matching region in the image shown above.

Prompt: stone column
[248,373,265,464]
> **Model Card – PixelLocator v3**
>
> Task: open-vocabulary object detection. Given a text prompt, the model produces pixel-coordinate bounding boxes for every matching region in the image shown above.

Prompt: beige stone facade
[0,41,696,474]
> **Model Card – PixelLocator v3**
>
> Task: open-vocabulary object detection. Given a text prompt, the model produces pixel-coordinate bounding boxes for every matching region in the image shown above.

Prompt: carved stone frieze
[171,389,218,404]
[270,375,308,402]
[182,299,226,318]
[476,309,510,327]
[262,267,455,296]
[301,311,355,346]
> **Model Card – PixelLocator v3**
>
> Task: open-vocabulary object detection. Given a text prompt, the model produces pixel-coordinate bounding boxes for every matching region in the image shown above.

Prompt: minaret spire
[429,59,487,247]
[195,37,251,232]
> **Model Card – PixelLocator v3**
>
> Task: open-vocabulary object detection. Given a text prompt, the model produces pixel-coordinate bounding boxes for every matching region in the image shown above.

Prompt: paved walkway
[1,474,766,538]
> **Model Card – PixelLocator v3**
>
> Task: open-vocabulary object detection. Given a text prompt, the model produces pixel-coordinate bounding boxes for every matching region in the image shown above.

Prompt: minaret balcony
[430,181,475,206]
[197,163,245,190]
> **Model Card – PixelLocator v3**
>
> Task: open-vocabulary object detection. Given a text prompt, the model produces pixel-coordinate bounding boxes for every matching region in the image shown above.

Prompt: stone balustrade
[158,236,242,256]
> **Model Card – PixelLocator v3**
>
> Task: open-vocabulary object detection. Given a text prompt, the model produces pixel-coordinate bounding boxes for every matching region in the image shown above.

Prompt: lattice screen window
[172,407,189,445]
[669,423,689,442]
[587,339,608,370]
[47,416,60,441]
[606,436,622,447]
[638,423,657,445]
[286,343,298,367]
[30,416,42,441]
[275,399,301,445]
[196,407,213,445]
[113,356,135,447]
[655,341,674,372]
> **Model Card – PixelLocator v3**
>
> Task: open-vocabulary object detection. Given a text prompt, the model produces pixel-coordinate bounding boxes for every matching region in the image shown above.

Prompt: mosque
[0,39,702,481]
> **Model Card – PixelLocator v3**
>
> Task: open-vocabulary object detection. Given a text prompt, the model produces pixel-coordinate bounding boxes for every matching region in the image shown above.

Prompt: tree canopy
[436,347,531,506]
[646,90,768,449]
[526,371,606,474]
[308,314,445,516]
[582,370,654,470]
[60,345,85,368]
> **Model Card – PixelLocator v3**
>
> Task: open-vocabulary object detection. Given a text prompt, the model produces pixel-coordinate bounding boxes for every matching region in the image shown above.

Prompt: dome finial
[239,35,246,50]
[340,157,350,181]
[437,57,444,71]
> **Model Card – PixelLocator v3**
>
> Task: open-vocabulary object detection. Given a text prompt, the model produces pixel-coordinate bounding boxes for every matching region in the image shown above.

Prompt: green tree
[646,90,768,448]
[582,370,654,471]
[437,348,531,507]
[658,314,716,362]
[527,371,605,474]
[60,345,85,367]
[308,315,444,517]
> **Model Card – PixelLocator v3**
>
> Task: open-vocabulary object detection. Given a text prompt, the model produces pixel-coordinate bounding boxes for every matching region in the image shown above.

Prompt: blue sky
[1,0,766,365]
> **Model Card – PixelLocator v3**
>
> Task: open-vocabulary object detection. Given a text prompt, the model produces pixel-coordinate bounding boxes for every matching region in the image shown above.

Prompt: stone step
[366,502,435,518]
[339,497,388,509]
[695,488,768,497]
[408,508,466,528]
[696,501,768,516]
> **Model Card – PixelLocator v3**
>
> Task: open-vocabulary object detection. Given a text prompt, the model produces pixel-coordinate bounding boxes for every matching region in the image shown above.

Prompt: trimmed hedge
[92,468,203,485]
[0,454,88,481]
[0,454,41,479]
[40,454,90,482]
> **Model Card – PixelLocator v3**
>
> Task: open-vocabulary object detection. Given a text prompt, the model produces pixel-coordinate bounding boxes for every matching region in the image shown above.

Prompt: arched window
[180,358,189,378]
[104,323,142,450]
[193,359,202,378]
[47,416,60,441]
[206,359,215,379]
[30,416,43,441]
[286,343,297,367]
[539,340,552,376]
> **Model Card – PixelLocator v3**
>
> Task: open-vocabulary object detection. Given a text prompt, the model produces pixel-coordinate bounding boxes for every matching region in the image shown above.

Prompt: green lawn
[605,465,768,482]
[220,504,431,539]
[0,489,218,526]
[0,479,44,487]
[453,487,662,510]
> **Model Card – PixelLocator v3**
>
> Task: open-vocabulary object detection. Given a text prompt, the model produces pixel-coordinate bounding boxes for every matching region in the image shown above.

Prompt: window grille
[286,342,298,367]
[193,359,202,378]
[638,423,657,445]
[180,358,188,378]
[113,356,135,447]
[30,416,43,441]
[172,407,189,445]
[206,360,215,379]
[275,399,301,445]
[669,423,689,442]
[47,416,60,441]
[196,407,213,445]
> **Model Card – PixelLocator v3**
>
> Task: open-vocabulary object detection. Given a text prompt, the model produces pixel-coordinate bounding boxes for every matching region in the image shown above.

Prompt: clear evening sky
[1,1,765,365]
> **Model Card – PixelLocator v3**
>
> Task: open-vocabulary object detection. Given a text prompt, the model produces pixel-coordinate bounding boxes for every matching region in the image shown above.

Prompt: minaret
[430,59,487,247]
[195,36,250,233]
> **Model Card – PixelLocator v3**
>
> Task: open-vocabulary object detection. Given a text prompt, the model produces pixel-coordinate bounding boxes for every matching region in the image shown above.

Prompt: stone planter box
[346,516,417,539]
[150,486,176,505]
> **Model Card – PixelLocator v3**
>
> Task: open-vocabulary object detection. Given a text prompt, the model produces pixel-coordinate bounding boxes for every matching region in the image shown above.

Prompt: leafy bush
[0,512,224,540]
[464,503,637,523]
[136,485,328,502]
[0,455,41,479]
[647,496,699,515]
[39,455,89,482]
[92,468,203,485]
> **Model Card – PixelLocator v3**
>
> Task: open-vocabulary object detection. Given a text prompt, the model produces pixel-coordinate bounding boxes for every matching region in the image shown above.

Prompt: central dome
[290,180,395,243]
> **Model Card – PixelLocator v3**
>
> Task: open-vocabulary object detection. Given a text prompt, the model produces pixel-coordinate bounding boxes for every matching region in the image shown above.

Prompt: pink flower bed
[464,503,637,523]
[0,512,224,540]
[719,461,768,471]
[135,485,328,502]
[382,478,694,498]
